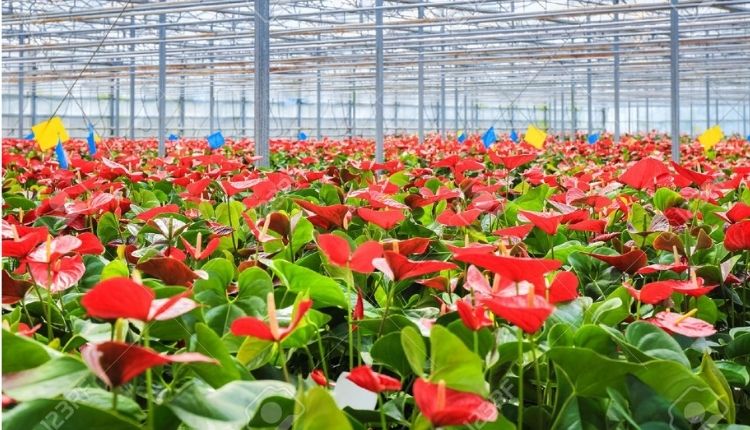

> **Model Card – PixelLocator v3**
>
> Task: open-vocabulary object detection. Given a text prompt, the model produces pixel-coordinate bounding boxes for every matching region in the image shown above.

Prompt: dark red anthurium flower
[353,287,365,321]
[317,234,383,273]
[567,219,607,234]
[456,298,492,331]
[180,232,220,260]
[453,253,561,288]
[136,256,198,287]
[482,293,554,333]
[625,281,673,305]
[647,309,716,338]
[725,220,750,251]
[519,211,564,235]
[617,158,671,190]
[670,161,713,187]
[2,271,32,304]
[81,341,215,387]
[356,207,405,230]
[231,294,312,342]
[586,249,648,274]
[436,208,482,227]
[293,199,350,230]
[347,365,402,393]
[372,251,458,282]
[82,277,197,322]
[493,223,534,240]
[413,378,498,427]
[657,273,717,297]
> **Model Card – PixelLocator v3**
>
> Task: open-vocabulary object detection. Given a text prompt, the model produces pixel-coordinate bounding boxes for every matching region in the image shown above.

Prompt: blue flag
[298,131,308,141]
[509,129,519,143]
[207,131,225,150]
[55,141,69,170]
[482,127,496,148]
[587,133,600,145]
[25,132,34,140]
[86,124,98,156]
[168,133,179,141]
[457,131,466,144]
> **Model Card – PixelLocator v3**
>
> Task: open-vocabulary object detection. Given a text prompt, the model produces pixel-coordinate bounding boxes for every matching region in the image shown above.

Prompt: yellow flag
[32,117,70,151]
[524,125,547,149]
[698,125,723,151]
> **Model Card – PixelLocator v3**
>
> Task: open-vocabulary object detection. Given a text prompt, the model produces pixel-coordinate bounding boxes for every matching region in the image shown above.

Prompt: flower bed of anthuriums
[3,132,750,430]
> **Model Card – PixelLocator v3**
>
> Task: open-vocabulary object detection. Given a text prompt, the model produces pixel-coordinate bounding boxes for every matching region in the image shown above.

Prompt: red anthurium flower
[242,212,278,243]
[545,271,579,304]
[670,161,713,187]
[382,237,431,255]
[80,341,215,387]
[417,276,455,292]
[482,293,554,333]
[16,322,42,337]
[567,219,606,234]
[1,224,48,259]
[636,261,689,275]
[454,253,561,288]
[663,207,693,227]
[317,234,383,273]
[446,243,495,257]
[75,233,105,255]
[357,207,405,230]
[456,298,493,331]
[310,369,329,387]
[347,365,402,393]
[586,249,648,274]
[489,153,536,170]
[82,277,197,322]
[231,295,312,342]
[180,233,220,260]
[2,271,32,304]
[647,310,716,338]
[493,224,534,240]
[353,288,365,321]
[519,211,564,235]
[413,378,498,427]
[294,199,350,230]
[135,204,180,222]
[372,251,458,282]
[726,203,750,223]
[725,220,750,251]
[618,158,671,190]
[437,208,482,227]
[625,281,674,304]
[659,274,717,297]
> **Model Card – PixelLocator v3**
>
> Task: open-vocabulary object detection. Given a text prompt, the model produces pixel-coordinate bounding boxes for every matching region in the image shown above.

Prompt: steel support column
[669,0,680,162]
[254,0,270,167]
[18,28,24,137]
[375,0,384,162]
[157,6,166,157]
[417,5,424,144]
[129,16,136,139]
[613,0,621,142]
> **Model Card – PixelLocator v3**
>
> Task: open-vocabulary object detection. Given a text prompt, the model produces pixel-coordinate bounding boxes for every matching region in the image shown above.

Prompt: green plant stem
[112,388,118,410]
[378,395,388,429]
[280,343,291,382]
[517,329,524,430]
[316,332,330,383]
[377,280,397,338]
[32,285,53,339]
[530,336,543,408]
[142,325,154,430]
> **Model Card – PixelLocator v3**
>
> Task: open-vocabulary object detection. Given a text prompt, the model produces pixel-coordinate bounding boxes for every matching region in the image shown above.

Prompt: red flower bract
[82,277,197,322]
[413,378,498,426]
[347,365,401,393]
[372,251,458,282]
[725,220,750,251]
[80,341,215,387]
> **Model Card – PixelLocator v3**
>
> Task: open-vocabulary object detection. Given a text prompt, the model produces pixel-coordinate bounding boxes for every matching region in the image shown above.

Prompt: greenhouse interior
[3,1,750,429]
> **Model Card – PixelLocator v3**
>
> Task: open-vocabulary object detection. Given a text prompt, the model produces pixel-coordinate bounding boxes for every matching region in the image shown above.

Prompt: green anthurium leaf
[697,353,735,423]
[190,323,242,388]
[266,259,346,308]
[370,332,411,377]
[2,329,61,373]
[429,324,487,396]
[236,336,275,369]
[167,380,295,430]
[2,399,141,430]
[194,258,236,295]
[237,266,273,302]
[573,324,618,357]
[294,386,353,430]
[100,258,129,280]
[400,325,427,377]
[653,188,684,211]
[205,303,245,336]
[3,356,90,401]
[623,321,690,368]
[96,212,121,245]
[714,361,750,387]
